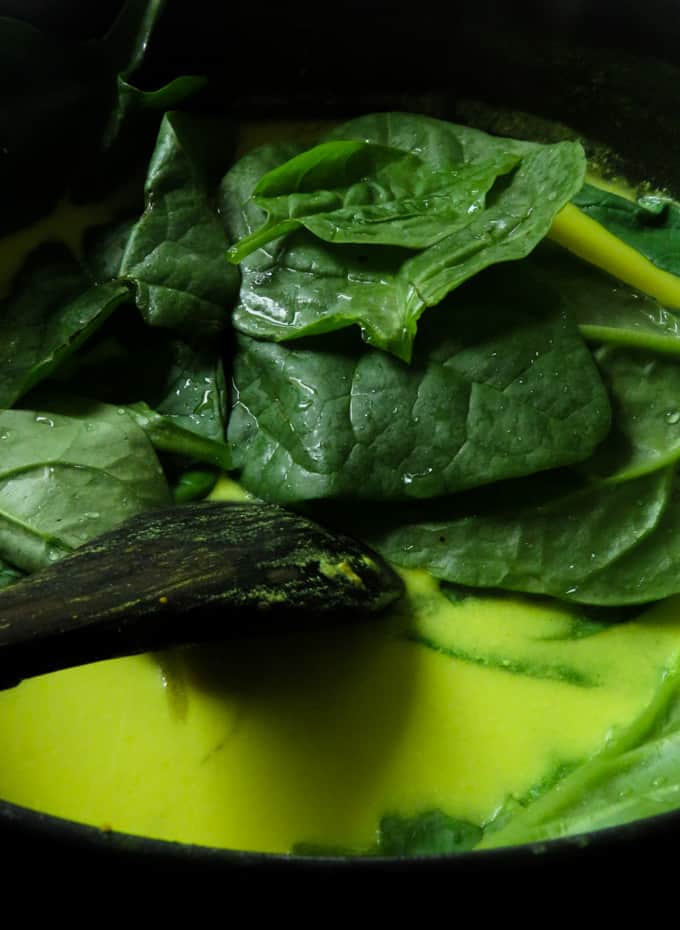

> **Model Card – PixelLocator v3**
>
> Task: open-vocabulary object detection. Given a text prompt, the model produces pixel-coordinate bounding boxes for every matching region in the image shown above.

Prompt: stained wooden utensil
[0,500,404,690]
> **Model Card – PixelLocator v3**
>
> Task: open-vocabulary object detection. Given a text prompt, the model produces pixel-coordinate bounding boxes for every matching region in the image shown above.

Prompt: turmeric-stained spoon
[0,500,404,690]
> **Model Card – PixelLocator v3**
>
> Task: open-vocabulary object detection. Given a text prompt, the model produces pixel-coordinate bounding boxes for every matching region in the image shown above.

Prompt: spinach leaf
[364,469,672,605]
[54,306,228,442]
[229,265,611,503]
[573,183,680,277]
[83,216,138,284]
[396,142,586,343]
[291,809,482,857]
[223,115,585,361]
[120,112,239,336]
[94,0,205,158]
[0,397,170,573]
[378,810,482,856]
[125,402,232,470]
[324,111,535,165]
[220,143,406,355]
[227,139,519,259]
[530,243,680,357]
[480,664,680,848]
[0,244,131,409]
[363,336,680,605]
[96,0,166,77]
[583,346,680,481]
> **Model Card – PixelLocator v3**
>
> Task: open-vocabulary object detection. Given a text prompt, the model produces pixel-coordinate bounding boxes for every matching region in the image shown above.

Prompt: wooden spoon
[0,500,404,690]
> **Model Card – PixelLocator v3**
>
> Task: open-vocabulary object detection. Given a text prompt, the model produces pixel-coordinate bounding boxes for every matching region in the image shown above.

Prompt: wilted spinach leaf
[291,809,482,857]
[480,663,680,848]
[365,469,672,605]
[378,810,482,856]
[229,265,610,502]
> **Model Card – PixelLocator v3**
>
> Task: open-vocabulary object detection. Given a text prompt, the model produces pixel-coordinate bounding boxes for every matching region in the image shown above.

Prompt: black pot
[3,0,680,876]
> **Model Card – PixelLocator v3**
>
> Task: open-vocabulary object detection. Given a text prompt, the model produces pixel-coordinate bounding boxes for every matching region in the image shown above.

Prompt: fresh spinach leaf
[227,139,519,259]
[224,115,585,360]
[0,396,170,573]
[0,244,131,409]
[221,143,406,356]
[583,346,680,480]
[97,0,166,78]
[120,111,239,336]
[529,243,680,357]
[324,111,535,165]
[83,216,138,284]
[395,141,585,347]
[573,183,680,277]
[229,265,611,503]
[95,0,205,156]
[364,469,672,605]
[363,330,680,605]
[54,305,228,442]
[126,402,232,470]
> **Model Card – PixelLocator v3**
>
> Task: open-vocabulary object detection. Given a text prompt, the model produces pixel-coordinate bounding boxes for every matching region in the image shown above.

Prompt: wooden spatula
[0,500,404,690]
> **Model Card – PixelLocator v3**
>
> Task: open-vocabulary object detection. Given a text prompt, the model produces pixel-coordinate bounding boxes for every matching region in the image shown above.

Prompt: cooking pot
[3,0,680,875]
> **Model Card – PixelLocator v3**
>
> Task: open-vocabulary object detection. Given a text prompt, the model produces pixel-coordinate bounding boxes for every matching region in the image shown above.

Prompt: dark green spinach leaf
[0,244,131,409]
[530,243,680,357]
[573,183,680,277]
[324,111,534,165]
[53,305,228,442]
[378,810,482,856]
[0,396,170,573]
[363,330,680,605]
[126,402,232,470]
[223,114,585,360]
[120,111,239,336]
[229,265,611,502]
[227,139,519,259]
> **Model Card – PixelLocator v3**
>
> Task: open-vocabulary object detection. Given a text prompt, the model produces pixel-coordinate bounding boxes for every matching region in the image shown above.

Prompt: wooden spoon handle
[0,500,404,689]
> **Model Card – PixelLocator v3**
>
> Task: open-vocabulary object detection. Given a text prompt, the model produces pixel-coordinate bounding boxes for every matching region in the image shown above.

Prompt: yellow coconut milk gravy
[2,158,680,854]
